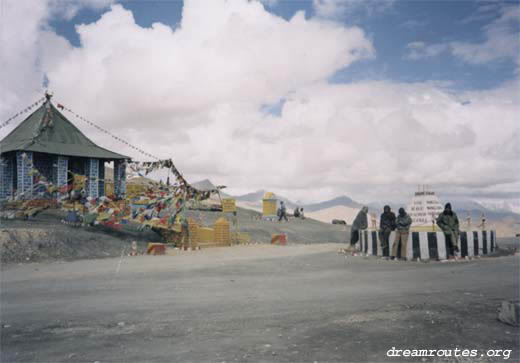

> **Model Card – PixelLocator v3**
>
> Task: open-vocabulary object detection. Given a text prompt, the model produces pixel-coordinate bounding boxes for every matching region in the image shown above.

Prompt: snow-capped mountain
[473,199,520,214]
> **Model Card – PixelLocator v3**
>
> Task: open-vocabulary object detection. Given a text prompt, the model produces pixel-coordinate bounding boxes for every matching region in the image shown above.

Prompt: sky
[0,0,519,206]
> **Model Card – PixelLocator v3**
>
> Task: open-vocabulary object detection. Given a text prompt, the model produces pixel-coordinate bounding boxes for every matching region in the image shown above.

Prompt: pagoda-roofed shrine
[0,93,129,200]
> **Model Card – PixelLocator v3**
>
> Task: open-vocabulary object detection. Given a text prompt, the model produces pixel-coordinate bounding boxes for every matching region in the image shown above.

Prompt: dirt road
[1,244,519,362]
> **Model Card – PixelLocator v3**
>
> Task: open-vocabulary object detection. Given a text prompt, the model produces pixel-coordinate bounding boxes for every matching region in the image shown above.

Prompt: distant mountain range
[124,173,518,218]
[473,199,520,215]
[303,195,362,212]
[192,180,519,236]
[232,189,374,212]
[228,186,519,218]
[191,179,219,192]
[233,191,362,211]
[191,179,518,217]
[234,189,266,203]
[234,190,300,210]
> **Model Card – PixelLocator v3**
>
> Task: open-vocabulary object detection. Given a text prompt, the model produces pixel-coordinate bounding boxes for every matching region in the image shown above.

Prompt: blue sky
[49,0,519,90]
[2,0,518,205]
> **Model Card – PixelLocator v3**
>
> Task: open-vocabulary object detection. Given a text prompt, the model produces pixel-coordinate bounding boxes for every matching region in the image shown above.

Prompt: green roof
[0,101,128,160]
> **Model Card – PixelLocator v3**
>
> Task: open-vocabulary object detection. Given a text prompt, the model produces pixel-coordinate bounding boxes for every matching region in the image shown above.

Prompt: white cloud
[458,1,506,25]
[407,41,425,49]
[406,4,520,70]
[257,0,278,7]
[49,0,114,20]
[313,0,395,20]
[1,0,518,204]
[44,2,374,129]
[0,0,112,126]
[0,1,49,115]
[451,5,520,67]
[483,129,519,161]
[405,41,449,60]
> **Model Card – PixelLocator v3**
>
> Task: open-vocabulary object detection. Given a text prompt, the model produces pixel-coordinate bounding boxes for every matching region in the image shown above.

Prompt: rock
[117,322,126,327]
[498,301,520,326]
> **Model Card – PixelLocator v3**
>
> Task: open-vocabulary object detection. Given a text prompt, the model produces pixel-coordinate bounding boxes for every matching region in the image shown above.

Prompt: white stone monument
[407,185,444,227]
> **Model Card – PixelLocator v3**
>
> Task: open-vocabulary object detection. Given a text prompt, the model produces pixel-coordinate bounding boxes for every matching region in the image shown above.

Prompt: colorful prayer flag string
[57,102,220,200]
[0,97,46,130]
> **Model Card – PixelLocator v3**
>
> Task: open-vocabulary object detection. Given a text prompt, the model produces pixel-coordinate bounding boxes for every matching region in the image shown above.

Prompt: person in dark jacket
[391,208,412,260]
[278,201,288,222]
[379,205,396,258]
[349,206,368,249]
[436,203,460,258]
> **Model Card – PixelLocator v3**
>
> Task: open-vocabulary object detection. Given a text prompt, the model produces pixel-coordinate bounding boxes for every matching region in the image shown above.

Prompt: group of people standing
[349,203,460,260]
[277,201,305,222]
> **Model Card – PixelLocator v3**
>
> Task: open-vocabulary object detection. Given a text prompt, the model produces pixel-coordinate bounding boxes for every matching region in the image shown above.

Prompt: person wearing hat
[391,207,412,260]
[278,201,288,222]
[293,206,301,218]
[349,206,369,250]
[379,205,396,258]
[436,203,460,259]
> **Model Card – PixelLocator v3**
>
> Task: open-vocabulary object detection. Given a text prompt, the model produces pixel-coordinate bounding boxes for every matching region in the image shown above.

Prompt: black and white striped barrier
[359,230,496,260]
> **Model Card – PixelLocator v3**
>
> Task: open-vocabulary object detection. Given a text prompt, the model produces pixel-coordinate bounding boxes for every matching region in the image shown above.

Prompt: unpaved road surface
[1,243,519,362]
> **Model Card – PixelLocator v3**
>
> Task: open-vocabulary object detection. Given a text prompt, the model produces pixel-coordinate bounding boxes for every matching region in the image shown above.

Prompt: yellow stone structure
[187,217,200,249]
[262,192,277,218]
[198,227,215,243]
[214,217,231,245]
[222,198,236,213]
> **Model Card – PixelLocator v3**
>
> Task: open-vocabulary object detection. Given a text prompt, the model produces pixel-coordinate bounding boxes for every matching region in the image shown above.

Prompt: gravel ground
[1,244,519,362]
